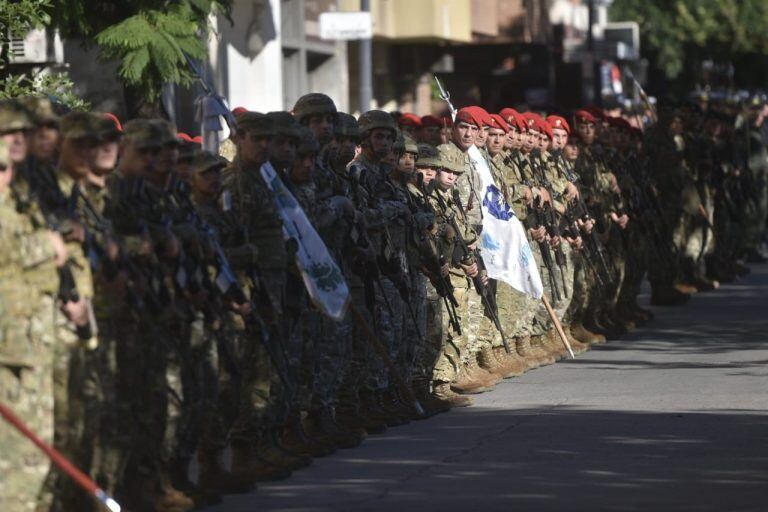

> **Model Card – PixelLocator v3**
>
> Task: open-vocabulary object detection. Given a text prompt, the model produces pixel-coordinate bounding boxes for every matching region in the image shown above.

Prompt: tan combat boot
[571,322,606,344]
[564,325,589,354]
[515,336,542,369]
[433,382,474,407]
[477,346,509,377]
[541,330,566,361]
[492,346,527,377]
[450,361,493,394]
[530,335,556,366]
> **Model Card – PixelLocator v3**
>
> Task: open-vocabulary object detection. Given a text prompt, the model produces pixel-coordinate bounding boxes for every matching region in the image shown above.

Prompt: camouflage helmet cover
[292,93,337,123]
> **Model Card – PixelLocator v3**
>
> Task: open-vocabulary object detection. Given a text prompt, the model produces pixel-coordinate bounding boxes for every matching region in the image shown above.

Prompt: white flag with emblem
[467,145,543,298]
[260,162,350,319]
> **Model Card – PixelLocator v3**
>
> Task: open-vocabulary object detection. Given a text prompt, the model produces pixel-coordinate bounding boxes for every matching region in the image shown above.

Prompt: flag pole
[541,295,575,359]
[0,402,121,512]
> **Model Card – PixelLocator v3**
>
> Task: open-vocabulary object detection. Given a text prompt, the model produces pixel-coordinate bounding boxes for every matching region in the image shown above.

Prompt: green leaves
[0,72,90,111]
[612,0,768,79]
[94,1,214,101]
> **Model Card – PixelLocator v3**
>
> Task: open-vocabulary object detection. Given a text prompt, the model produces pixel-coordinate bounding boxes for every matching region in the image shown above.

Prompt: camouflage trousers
[432,275,470,383]
[412,282,443,381]
[617,226,647,312]
[0,315,54,512]
[312,310,352,409]
[370,276,404,391]
[399,271,427,384]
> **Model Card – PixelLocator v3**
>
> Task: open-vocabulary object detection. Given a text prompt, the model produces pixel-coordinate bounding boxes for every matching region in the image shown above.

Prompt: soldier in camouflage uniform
[0,138,67,512]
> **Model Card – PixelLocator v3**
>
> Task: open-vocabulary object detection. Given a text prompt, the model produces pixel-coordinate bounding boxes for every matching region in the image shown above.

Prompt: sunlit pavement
[205,265,768,512]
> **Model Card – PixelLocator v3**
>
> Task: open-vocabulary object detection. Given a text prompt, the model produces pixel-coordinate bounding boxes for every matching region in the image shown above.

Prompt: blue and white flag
[260,162,350,320]
[467,145,544,299]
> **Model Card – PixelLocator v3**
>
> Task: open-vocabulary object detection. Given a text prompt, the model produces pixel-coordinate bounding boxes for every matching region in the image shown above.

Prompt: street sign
[319,12,373,41]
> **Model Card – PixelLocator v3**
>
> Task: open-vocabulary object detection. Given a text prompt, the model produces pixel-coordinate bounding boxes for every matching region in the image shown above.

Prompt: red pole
[0,402,121,512]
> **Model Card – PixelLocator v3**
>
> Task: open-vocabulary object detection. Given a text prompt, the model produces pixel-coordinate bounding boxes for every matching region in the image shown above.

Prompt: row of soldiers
[0,89,763,511]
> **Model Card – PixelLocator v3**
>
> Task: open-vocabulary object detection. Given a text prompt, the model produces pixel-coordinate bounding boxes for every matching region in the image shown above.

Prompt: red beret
[546,115,570,135]
[584,105,606,121]
[574,109,597,124]
[467,106,493,127]
[177,133,193,142]
[103,113,123,132]
[398,113,422,128]
[499,108,525,131]
[192,135,202,144]
[522,112,540,133]
[442,116,453,127]
[455,107,482,127]
[232,106,249,116]
[540,120,553,140]
[488,114,509,133]
[420,114,442,127]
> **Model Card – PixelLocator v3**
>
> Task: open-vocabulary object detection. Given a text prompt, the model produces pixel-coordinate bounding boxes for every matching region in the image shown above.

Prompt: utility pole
[359,0,372,112]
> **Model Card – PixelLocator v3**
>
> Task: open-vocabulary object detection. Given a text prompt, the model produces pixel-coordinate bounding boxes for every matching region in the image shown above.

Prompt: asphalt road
[205,265,768,512]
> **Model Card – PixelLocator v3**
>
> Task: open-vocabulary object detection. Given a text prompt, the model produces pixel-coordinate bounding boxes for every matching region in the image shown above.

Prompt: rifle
[434,76,457,118]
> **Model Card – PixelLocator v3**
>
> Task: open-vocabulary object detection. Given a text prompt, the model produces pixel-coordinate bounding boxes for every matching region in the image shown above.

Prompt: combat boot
[152,473,196,512]
[255,429,313,471]
[280,413,335,458]
[355,391,388,434]
[570,322,605,344]
[169,460,222,507]
[450,362,493,394]
[477,345,510,377]
[541,330,566,361]
[529,335,556,366]
[306,407,364,449]
[433,382,474,407]
[515,336,542,368]
[378,389,411,427]
[674,282,698,295]
[492,346,528,377]
[230,441,292,482]
[412,378,449,415]
[197,450,255,495]
[467,355,501,387]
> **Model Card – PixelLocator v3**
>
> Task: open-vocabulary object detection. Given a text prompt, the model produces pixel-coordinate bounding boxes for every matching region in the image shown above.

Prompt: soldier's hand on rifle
[480,269,489,286]
[61,297,89,327]
[610,212,629,230]
[608,173,621,194]
[577,217,594,234]
[529,226,547,242]
[440,262,450,277]
[522,185,533,206]
[230,300,252,316]
[105,237,121,262]
[47,230,68,268]
[461,260,479,278]
[549,235,561,248]
[538,187,552,206]
[566,235,583,250]
[65,221,87,243]
[565,182,579,200]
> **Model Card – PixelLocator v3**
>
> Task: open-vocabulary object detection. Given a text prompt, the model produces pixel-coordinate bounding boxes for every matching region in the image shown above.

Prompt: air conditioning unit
[7,28,63,65]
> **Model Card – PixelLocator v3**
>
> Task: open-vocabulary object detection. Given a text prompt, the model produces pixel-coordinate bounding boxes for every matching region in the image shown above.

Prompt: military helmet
[416,143,441,168]
[0,100,34,133]
[297,126,319,155]
[191,150,227,174]
[437,143,465,174]
[59,112,100,142]
[236,111,274,136]
[20,96,59,125]
[400,134,418,154]
[149,119,179,146]
[123,119,164,149]
[293,93,337,123]
[335,112,360,138]
[266,111,300,139]
[357,110,397,137]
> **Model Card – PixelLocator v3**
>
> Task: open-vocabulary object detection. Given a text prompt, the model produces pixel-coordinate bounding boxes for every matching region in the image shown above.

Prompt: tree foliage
[0,72,90,111]
[611,0,768,79]
[50,0,231,103]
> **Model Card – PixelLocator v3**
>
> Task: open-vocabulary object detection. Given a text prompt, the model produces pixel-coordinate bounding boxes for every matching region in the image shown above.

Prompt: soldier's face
[551,128,568,150]
[522,130,539,152]
[307,114,335,146]
[156,144,179,175]
[486,128,506,156]
[32,124,59,162]
[269,135,298,171]
[119,141,158,176]
[93,141,119,175]
[398,151,416,175]
[436,168,458,190]
[420,126,442,146]
[475,126,489,148]
[576,122,595,145]
[452,122,478,151]
[563,143,579,161]
[416,166,436,184]
[237,130,272,166]
[192,166,222,199]
[510,128,524,149]
[1,129,29,164]
[400,125,418,139]
[538,133,550,151]
[59,136,98,179]
[367,128,395,160]
[668,117,683,136]
[290,152,315,184]
[332,135,358,167]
